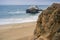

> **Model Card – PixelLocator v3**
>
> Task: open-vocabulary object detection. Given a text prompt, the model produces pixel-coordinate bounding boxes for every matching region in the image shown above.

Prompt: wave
[0,16,38,25]
[8,11,26,14]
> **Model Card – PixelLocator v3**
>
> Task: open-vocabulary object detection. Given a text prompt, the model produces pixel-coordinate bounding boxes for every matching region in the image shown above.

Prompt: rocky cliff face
[34,3,60,40]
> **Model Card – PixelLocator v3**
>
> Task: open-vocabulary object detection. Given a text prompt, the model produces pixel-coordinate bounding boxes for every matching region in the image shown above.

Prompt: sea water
[0,5,49,25]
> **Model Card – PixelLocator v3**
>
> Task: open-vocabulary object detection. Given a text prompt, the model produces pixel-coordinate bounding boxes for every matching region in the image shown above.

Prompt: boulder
[26,5,42,13]
[34,3,60,40]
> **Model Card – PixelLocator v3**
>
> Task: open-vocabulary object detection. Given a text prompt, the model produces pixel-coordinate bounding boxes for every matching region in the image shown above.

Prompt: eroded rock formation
[34,3,60,40]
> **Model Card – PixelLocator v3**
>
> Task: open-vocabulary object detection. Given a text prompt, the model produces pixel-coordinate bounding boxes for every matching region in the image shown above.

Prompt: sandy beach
[0,22,36,40]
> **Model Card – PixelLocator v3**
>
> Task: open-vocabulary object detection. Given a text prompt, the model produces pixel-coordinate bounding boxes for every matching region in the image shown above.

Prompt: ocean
[0,5,49,25]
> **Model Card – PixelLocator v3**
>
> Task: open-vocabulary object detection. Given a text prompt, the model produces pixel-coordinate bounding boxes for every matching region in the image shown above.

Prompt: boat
[26,5,42,13]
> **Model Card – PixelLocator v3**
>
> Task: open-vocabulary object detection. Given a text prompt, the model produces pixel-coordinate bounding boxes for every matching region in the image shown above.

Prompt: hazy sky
[0,0,60,5]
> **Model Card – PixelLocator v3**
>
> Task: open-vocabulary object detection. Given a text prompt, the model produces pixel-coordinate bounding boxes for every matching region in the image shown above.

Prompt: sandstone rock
[34,3,60,40]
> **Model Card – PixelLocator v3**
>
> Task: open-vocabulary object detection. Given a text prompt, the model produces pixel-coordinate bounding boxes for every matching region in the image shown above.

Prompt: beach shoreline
[0,22,36,40]
[0,21,36,30]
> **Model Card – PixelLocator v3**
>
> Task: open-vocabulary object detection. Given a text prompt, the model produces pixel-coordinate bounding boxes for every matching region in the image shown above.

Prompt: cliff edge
[34,3,60,40]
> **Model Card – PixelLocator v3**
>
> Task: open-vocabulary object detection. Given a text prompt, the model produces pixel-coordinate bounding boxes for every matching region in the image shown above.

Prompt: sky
[0,0,60,5]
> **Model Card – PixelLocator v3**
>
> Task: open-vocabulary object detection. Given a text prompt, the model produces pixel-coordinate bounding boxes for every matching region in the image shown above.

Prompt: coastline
[0,21,36,30]
[0,18,37,25]
[0,22,36,40]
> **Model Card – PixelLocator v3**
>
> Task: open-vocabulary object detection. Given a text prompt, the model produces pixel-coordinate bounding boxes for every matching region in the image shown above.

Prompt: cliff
[34,3,60,40]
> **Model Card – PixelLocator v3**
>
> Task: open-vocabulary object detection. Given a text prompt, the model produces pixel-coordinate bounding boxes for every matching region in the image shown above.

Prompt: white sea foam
[0,16,38,25]
[0,11,41,25]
